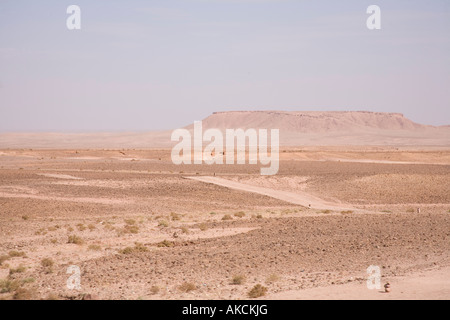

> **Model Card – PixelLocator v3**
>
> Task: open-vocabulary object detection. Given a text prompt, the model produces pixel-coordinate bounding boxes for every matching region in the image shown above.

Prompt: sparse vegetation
[117,224,139,235]
[124,219,136,225]
[41,258,54,273]
[150,286,160,295]
[119,242,148,254]
[231,275,246,285]
[88,244,102,251]
[248,284,268,298]
[157,240,174,248]
[68,235,84,245]
[76,223,86,231]
[340,210,353,214]
[9,265,26,275]
[119,247,134,255]
[198,223,208,231]
[234,211,245,218]
[178,282,196,293]
[406,208,415,213]
[88,224,96,231]
[21,278,35,285]
[41,258,54,268]
[8,251,26,258]
[321,210,332,214]
[21,215,29,221]
[0,279,21,293]
[222,214,233,221]
[158,220,169,228]
[256,214,263,219]
[170,213,181,221]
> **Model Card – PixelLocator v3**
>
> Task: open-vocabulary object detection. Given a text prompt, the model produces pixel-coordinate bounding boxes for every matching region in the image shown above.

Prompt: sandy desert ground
[0,147,449,300]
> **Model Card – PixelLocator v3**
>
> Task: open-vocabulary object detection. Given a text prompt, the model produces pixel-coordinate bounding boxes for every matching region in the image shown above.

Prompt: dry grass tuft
[68,235,84,245]
[248,284,268,298]
[8,251,26,258]
[234,211,245,218]
[231,275,246,285]
[157,240,174,248]
[178,282,196,293]
[222,214,233,221]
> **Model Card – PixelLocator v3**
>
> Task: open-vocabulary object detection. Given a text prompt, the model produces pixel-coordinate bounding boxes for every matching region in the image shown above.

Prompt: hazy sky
[0,0,449,131]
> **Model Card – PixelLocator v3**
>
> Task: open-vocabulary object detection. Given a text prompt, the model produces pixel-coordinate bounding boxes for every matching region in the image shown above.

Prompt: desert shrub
[222,214,233,221]
[21,278,35,285]
[340,210,353,214]
[88,224,96,231]
[234,211,245,218]
[0,279,21,293]
[68,235,84,245]
[150,286,160,295]
[178,282,196,293]
[41,258,55,272]
[248,284,268,298]
[119,247,134,255]
[76,224,86,231]
[158,220,169,228]
[8,251,26,258]
[231,275,246,285]
[22,215,29,221]
[9,265,26,275]
[124,219,136,225]
[321,210,332,214]
[117,224,139,235]
[157,240,174,248]
[133,242,148,252]
[198,223,208,231]
[170,213,181,221]
[119,243,148,254]
[256,214,263,219]
[406,208,415,213]
[88,245,102,251]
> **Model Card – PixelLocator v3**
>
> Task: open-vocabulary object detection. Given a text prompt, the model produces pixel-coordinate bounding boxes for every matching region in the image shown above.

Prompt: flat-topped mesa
[199,111,426,133]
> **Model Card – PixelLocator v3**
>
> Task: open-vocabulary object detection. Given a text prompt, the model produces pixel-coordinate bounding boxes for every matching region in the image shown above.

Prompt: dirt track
[187,176,356,211]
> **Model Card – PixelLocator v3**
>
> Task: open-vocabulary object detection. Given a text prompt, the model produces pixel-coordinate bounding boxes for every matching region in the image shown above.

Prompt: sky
[0,0,449,132]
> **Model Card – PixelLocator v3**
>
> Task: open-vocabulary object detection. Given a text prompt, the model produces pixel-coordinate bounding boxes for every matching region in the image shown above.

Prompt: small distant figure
[417,208,421,213]
[384,282,391,293]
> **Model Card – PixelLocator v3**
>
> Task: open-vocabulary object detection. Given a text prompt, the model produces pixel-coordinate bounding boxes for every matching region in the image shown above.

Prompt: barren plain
[0,147,449,300]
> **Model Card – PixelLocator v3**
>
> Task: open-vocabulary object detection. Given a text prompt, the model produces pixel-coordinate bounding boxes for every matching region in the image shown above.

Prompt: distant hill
[0,111,448,148]
[191,111,427,132]
[185,111,449,146]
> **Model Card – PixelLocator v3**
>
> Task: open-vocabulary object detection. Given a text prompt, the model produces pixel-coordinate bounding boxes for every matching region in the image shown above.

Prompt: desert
[0,111,449,300]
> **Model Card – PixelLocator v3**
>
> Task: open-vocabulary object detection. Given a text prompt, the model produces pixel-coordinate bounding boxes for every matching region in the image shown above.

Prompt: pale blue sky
[0,0,449,131]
